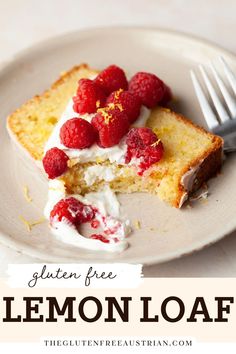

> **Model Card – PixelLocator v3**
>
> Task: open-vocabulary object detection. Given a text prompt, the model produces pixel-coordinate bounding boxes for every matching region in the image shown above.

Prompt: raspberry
[126,127,157,151]
[91,106,130,148]
[73,79,106,114]
[60,118,97,149]
[95,65,128,95]
[125,127,164,172]
[90,234,110,243]
[129,72,165,108]
[139,143,164,172]
[159,84,172,106]
[50,197,95,225]
[42,147,69,179]
[107,89,141,123]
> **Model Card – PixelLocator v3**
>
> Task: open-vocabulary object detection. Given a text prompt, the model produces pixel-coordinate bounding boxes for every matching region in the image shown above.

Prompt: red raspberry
[107,89,141,123]
[159,84,172,106]
[42,147,69,179]
[125,127,164,173]
[91,107,129,148]
[126,127,157,150]
[139,143,164,171]
[73,79,106,114]
[60,118,97,149]
[129,72,165,108]
[50,197,95,225]
[90,234,110,243]
[95,65,128,95]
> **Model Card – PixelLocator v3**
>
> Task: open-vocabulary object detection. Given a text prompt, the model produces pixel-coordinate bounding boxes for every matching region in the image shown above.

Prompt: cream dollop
[44,180,130,253]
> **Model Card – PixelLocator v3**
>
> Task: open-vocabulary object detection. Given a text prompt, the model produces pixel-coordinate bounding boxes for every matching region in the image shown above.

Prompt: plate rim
[1,25,236,265]
[1,25,236,75]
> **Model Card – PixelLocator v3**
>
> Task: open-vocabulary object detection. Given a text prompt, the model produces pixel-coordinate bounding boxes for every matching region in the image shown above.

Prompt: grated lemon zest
[97,107,113,124]
[151,139,161,147]
[134,220,141,230]
[19,215,32,232]
[107,102,123,112]
[114,88,123,99]
[19,216,45,232]
[23,186,32,203]
[30,217,46,227]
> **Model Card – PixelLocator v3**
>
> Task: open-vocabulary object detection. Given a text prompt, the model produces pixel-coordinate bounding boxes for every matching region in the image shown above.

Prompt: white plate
[1,27,236,265]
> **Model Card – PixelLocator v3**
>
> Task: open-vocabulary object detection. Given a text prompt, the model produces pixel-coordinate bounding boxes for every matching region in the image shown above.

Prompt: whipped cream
[51,222,128,252]
[44,99,150,164]
[44,180,130,253]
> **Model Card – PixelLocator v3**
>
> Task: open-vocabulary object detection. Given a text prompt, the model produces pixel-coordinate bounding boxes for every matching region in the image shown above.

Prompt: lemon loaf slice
[7,64,223,208]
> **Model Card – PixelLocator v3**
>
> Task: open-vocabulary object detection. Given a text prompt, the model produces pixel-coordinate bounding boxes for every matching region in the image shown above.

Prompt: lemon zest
[19,216,45,232]
[114,88,124,99]
[134,220,141,230]
[151,139,161,147]
[97,107,113,125]
[23,186,32,203]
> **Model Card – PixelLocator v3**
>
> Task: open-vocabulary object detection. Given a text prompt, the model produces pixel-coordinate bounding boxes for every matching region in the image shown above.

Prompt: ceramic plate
[1,27,236,264]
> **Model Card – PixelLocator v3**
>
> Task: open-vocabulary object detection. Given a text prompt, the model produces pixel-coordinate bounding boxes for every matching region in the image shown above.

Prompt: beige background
[1,0,236,276]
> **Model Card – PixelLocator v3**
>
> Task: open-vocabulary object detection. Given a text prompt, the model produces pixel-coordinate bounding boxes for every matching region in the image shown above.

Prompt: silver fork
[190,57,236,152]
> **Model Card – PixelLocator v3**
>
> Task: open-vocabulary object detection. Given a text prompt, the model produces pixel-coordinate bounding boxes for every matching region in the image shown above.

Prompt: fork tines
[190,57,236,131]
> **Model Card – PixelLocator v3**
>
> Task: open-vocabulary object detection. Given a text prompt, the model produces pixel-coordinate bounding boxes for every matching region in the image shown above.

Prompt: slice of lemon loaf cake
[7,63,222,209]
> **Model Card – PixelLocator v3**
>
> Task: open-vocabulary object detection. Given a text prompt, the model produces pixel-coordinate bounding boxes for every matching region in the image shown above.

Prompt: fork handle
[212,119,236,153]
[223,147,236,153]
[212,119,236,137]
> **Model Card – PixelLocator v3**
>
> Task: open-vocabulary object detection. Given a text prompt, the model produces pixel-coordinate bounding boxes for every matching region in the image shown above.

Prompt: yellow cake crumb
[68,158,80,168]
